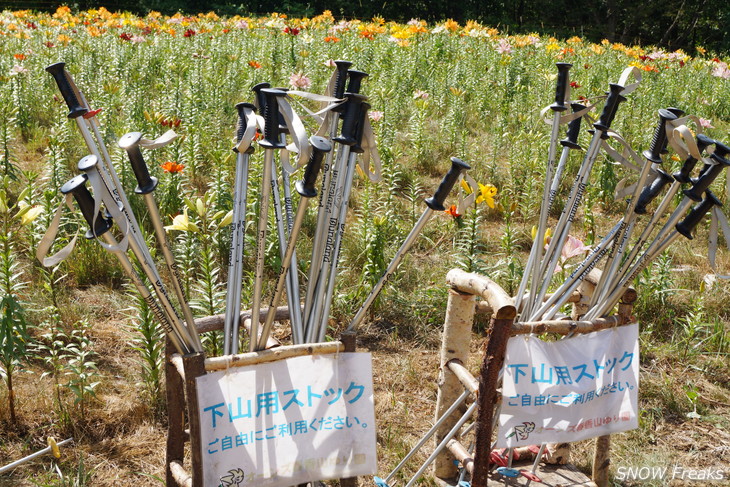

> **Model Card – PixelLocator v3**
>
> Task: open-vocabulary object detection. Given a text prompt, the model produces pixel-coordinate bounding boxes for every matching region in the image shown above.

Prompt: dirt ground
[0,290,728,486]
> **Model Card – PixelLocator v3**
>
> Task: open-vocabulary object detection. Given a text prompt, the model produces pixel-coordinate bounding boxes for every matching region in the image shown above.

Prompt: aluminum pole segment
[528,220,621,321]
[0,438,74,475]
[382,388,471,483]
[224,150,250,354]
[142,191,203,350]
[257,199,310,350]
[304,143,353,343]
[403,402,478,487]
[518,108,563,314]
[248,148,275,352]
[347,210,432,332]
[99,230,191,354]
[270,156,303,344]
[77,156,198,351]
[527,133,604,316]
[316,150,358,342]
[279,159,304,342]
[587,229,682,320]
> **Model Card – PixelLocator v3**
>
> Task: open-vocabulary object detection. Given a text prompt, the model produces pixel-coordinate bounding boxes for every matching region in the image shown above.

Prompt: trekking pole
[303,69,366,341]
[530,82,627,313]
[275,139,305,343]
[0,438,73,475]
[347,157,471,332]
[374,388,472,487]
[528,220,622,321]
[60,174,191,354]
[518,102,584,315]
[119,131,203,351]
[300,63,351,341]
[251,83,304,343]
[587,140,729,319]
[45,63,198,349]
[588,108,681,310]
[256,136,331,350]
[46,63,115,177]
[588,190,722,319]
[517,62,571,315]
[311,94,369,342]
[249,88,287,351]
[76,154,198,351]
[224,102,256,354]
[611,134,715,291]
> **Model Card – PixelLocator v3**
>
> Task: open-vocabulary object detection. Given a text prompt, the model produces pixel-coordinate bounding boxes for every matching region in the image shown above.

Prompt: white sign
[497,324,639,448]
[196,353,377,487]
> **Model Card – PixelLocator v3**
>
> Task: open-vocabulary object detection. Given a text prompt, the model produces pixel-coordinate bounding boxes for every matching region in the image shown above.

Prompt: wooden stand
[165,308,359,486]
[436,269,637,487]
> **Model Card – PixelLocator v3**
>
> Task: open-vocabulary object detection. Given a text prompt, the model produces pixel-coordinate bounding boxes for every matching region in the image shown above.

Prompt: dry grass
[1,273,729,485]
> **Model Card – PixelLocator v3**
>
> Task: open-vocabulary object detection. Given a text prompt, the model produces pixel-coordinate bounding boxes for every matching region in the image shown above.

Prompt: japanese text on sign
[497,324,639,448]
[197,353,377,487]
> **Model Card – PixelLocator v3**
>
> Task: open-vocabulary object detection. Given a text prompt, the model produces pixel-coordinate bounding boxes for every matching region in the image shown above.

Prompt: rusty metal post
[471,313,515,487]
[182,351,206,486]
[434,288,476,479]
[166,339,185,486]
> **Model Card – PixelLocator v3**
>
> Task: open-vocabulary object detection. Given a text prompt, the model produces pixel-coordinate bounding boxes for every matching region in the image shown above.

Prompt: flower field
[0,6,729,486]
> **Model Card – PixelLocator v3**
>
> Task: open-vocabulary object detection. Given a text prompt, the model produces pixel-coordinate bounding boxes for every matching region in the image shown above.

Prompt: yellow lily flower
[475,183,497,208]
[165,208,199,233]
[460,178,473,195]
[18,203,43,226]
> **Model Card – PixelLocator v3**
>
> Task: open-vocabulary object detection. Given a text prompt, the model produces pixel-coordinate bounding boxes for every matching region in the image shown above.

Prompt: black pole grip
[676,190,722,239]
[234,102,256,143]
[551,62,572,112]
[296,136,332,198]
[425,157,472,212]
[272,87,291,134]
[346,70,369,95]
[560,103,585,150]
[673,134,714,183]
[251,82,271,114]
[334,93,367,146]
[713,139,730,161]
[660,107,685,154]
[351,102,371,154]
[593,83,626,137]
[259,88,287,149]
[333,60,353,100]
[45,62,88,119]
[60,173,113,239]
[634,169,673,214]
[118,132,158,195]
[683,153,730,201]
[643,108,679,163]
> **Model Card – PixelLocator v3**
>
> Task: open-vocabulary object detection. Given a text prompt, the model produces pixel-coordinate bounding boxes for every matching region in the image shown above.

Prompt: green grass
[0,6,728,486]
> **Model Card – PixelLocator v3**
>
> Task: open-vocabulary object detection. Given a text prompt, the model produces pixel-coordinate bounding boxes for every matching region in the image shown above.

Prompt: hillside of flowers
[0,6,728,485]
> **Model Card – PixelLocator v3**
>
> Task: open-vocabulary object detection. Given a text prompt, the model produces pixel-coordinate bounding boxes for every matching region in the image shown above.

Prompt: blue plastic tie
[496,466,520,478]
[373,476,390,487]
